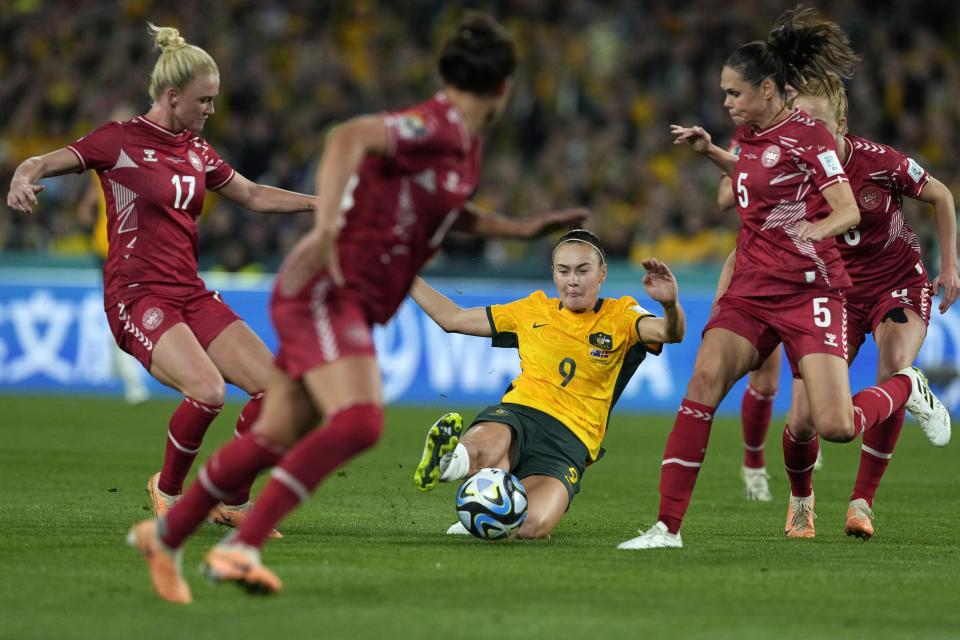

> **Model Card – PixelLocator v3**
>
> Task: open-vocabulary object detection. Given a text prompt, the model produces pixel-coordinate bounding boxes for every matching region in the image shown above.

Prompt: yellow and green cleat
[413,412,463,492]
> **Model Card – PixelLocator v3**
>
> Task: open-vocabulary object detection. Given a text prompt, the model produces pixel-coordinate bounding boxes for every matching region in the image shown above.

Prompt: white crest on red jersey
[761,145,782,167]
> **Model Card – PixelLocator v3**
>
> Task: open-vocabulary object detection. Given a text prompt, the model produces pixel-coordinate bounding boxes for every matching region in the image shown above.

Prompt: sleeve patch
[906,158,925,183]
[395,113,428,140]
[817,150,844,177]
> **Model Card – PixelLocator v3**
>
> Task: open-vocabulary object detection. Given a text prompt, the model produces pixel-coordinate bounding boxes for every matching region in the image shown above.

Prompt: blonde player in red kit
[618,7,950,551]
[779,76,958,539]
[6,24,319,535]
[127,13,589,603]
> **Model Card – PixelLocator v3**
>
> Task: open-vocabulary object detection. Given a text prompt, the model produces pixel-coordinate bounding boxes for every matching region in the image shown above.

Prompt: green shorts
[470,403,589,503]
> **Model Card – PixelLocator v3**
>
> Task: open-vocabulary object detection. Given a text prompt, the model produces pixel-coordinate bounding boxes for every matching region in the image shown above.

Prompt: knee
[810,409,854,443]
[749,377,778,398]
[515,514,553,539]
[687,366,725,404]
[185,375,226,406]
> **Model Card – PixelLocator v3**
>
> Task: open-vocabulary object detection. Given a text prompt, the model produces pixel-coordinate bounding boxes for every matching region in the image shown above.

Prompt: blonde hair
[801,73,849,132]
[146,23,219,100]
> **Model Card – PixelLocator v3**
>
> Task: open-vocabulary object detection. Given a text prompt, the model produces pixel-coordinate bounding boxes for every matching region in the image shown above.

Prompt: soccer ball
[455,468,528,540]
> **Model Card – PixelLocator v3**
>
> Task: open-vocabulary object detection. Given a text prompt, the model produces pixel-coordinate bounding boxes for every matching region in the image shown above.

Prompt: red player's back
[336,92,483,323]
[838,134,929,293]
[68,117,235,307]
[727,110,852,297]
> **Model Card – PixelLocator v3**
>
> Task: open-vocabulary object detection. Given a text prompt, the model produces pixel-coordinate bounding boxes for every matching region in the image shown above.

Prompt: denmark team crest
[761,144,781,168]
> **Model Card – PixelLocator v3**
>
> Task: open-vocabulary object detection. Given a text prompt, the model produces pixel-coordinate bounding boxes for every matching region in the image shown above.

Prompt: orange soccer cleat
[146,472,180,519]
[784,493,816,538]
[126,519,192,604]
[208,502,283,539]
[202,543,282,595]
[845,498,875,540]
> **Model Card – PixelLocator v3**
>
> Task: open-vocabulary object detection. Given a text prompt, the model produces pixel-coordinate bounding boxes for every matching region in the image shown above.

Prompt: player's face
[552,243,607,312]
[172,73,219,131]
[721,66,770,127]
[793,94,844,144]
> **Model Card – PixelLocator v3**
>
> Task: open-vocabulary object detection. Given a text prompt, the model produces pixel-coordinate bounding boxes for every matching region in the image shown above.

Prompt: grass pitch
[1,396,957,640]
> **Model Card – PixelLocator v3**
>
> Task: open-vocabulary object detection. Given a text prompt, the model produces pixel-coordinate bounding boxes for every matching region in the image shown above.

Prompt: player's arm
[7,148,83,213]
[453,202,590,239]
[636,258,686,344]
[795,182,860,242]
[915,176,960,312]
[217,173,316,214]
[717,174,736,210]
[277,115,389,294]
[409,277,492,337]
[670,124,738,176]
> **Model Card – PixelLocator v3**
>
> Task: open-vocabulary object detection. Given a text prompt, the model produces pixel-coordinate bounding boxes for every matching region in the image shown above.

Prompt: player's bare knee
[515,515,553,539]
[813,411,854,442]
[186,375,226,406]
[750,377,778,398]
[687,366,724,404]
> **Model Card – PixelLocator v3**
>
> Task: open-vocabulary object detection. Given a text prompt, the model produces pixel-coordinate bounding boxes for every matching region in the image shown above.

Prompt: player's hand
[670,125,712,154]
[6,180,44,213]
[524,208,591,238]
[277,222,343,297]
[641,258,678,305]
[932,267,960,314]
[795,220,828,242]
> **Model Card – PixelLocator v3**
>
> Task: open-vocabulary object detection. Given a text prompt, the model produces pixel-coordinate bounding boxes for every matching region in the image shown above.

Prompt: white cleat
[897,366,951,447]
[813,449,824,471]
[617,521,683,550]
[741,466,773,501]
[446,521,470,535]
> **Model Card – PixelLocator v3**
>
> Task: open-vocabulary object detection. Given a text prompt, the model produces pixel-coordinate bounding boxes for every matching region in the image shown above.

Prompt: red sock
[224,392,265,507]
[783,426,819,498]
[236,404,384,549]
[657,399,715,534]
[158,397,223,496]
[160,431,286,549]
[851,375,911,437]
[742,385,774,468]
[851,406,905,506]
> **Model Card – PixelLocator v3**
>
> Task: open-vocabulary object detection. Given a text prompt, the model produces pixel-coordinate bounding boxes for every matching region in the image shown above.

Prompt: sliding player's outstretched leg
[413,412,464,491]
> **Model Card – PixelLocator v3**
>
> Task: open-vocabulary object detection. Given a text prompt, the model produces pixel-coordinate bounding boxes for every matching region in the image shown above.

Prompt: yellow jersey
[487,291,660,460]
[90,172,109,259]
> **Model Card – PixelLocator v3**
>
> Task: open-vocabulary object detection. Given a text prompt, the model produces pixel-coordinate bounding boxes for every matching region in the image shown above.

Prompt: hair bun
[147,23,186,52]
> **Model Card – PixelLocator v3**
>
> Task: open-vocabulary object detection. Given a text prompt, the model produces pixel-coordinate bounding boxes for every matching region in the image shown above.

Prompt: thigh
[775,291,848,378]
[873,307,928,380]
[515,475,570,539]
[182,288,243,351]
[253,367,320,447]
[301,355,383,417]
[205,320,276,393]
[686,328,760,405]
[797,352,853,438]
[150,322,222,396]
[749,343,783,393]
[461,421,514,470]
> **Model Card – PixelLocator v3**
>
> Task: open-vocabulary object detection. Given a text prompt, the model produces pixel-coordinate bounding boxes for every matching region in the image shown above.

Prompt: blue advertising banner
[1,269,958,416]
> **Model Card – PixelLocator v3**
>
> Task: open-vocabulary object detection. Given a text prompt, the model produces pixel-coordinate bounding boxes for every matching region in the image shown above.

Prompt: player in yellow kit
[412,228,686,538]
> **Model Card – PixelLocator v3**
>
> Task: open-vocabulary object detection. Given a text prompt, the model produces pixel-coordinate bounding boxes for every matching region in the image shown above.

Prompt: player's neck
[143,105,185,134]
[836,135,850,163]
[442,88,494,135]
[754,101,790,131]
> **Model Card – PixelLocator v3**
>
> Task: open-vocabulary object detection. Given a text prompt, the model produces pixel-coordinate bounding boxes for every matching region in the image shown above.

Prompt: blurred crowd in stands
[1,0,957,273]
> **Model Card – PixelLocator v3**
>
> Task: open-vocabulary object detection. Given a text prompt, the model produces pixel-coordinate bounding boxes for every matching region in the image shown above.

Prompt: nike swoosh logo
[532,323,548,329]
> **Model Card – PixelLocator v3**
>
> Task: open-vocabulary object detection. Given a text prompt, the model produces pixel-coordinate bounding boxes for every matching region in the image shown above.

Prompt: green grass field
[1,396,957,640]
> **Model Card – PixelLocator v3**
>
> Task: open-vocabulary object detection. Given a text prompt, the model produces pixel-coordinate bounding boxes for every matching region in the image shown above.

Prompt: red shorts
[106,286,241,370]
[270,276,376,379]
[846,280,933,355]
[706,290,847,378]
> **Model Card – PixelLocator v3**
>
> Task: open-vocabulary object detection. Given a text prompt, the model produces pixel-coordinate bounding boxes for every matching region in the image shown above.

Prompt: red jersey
[726,110,852,297]
[68,116,235,307]
[335,92,483,323]
[837,134,929,296]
